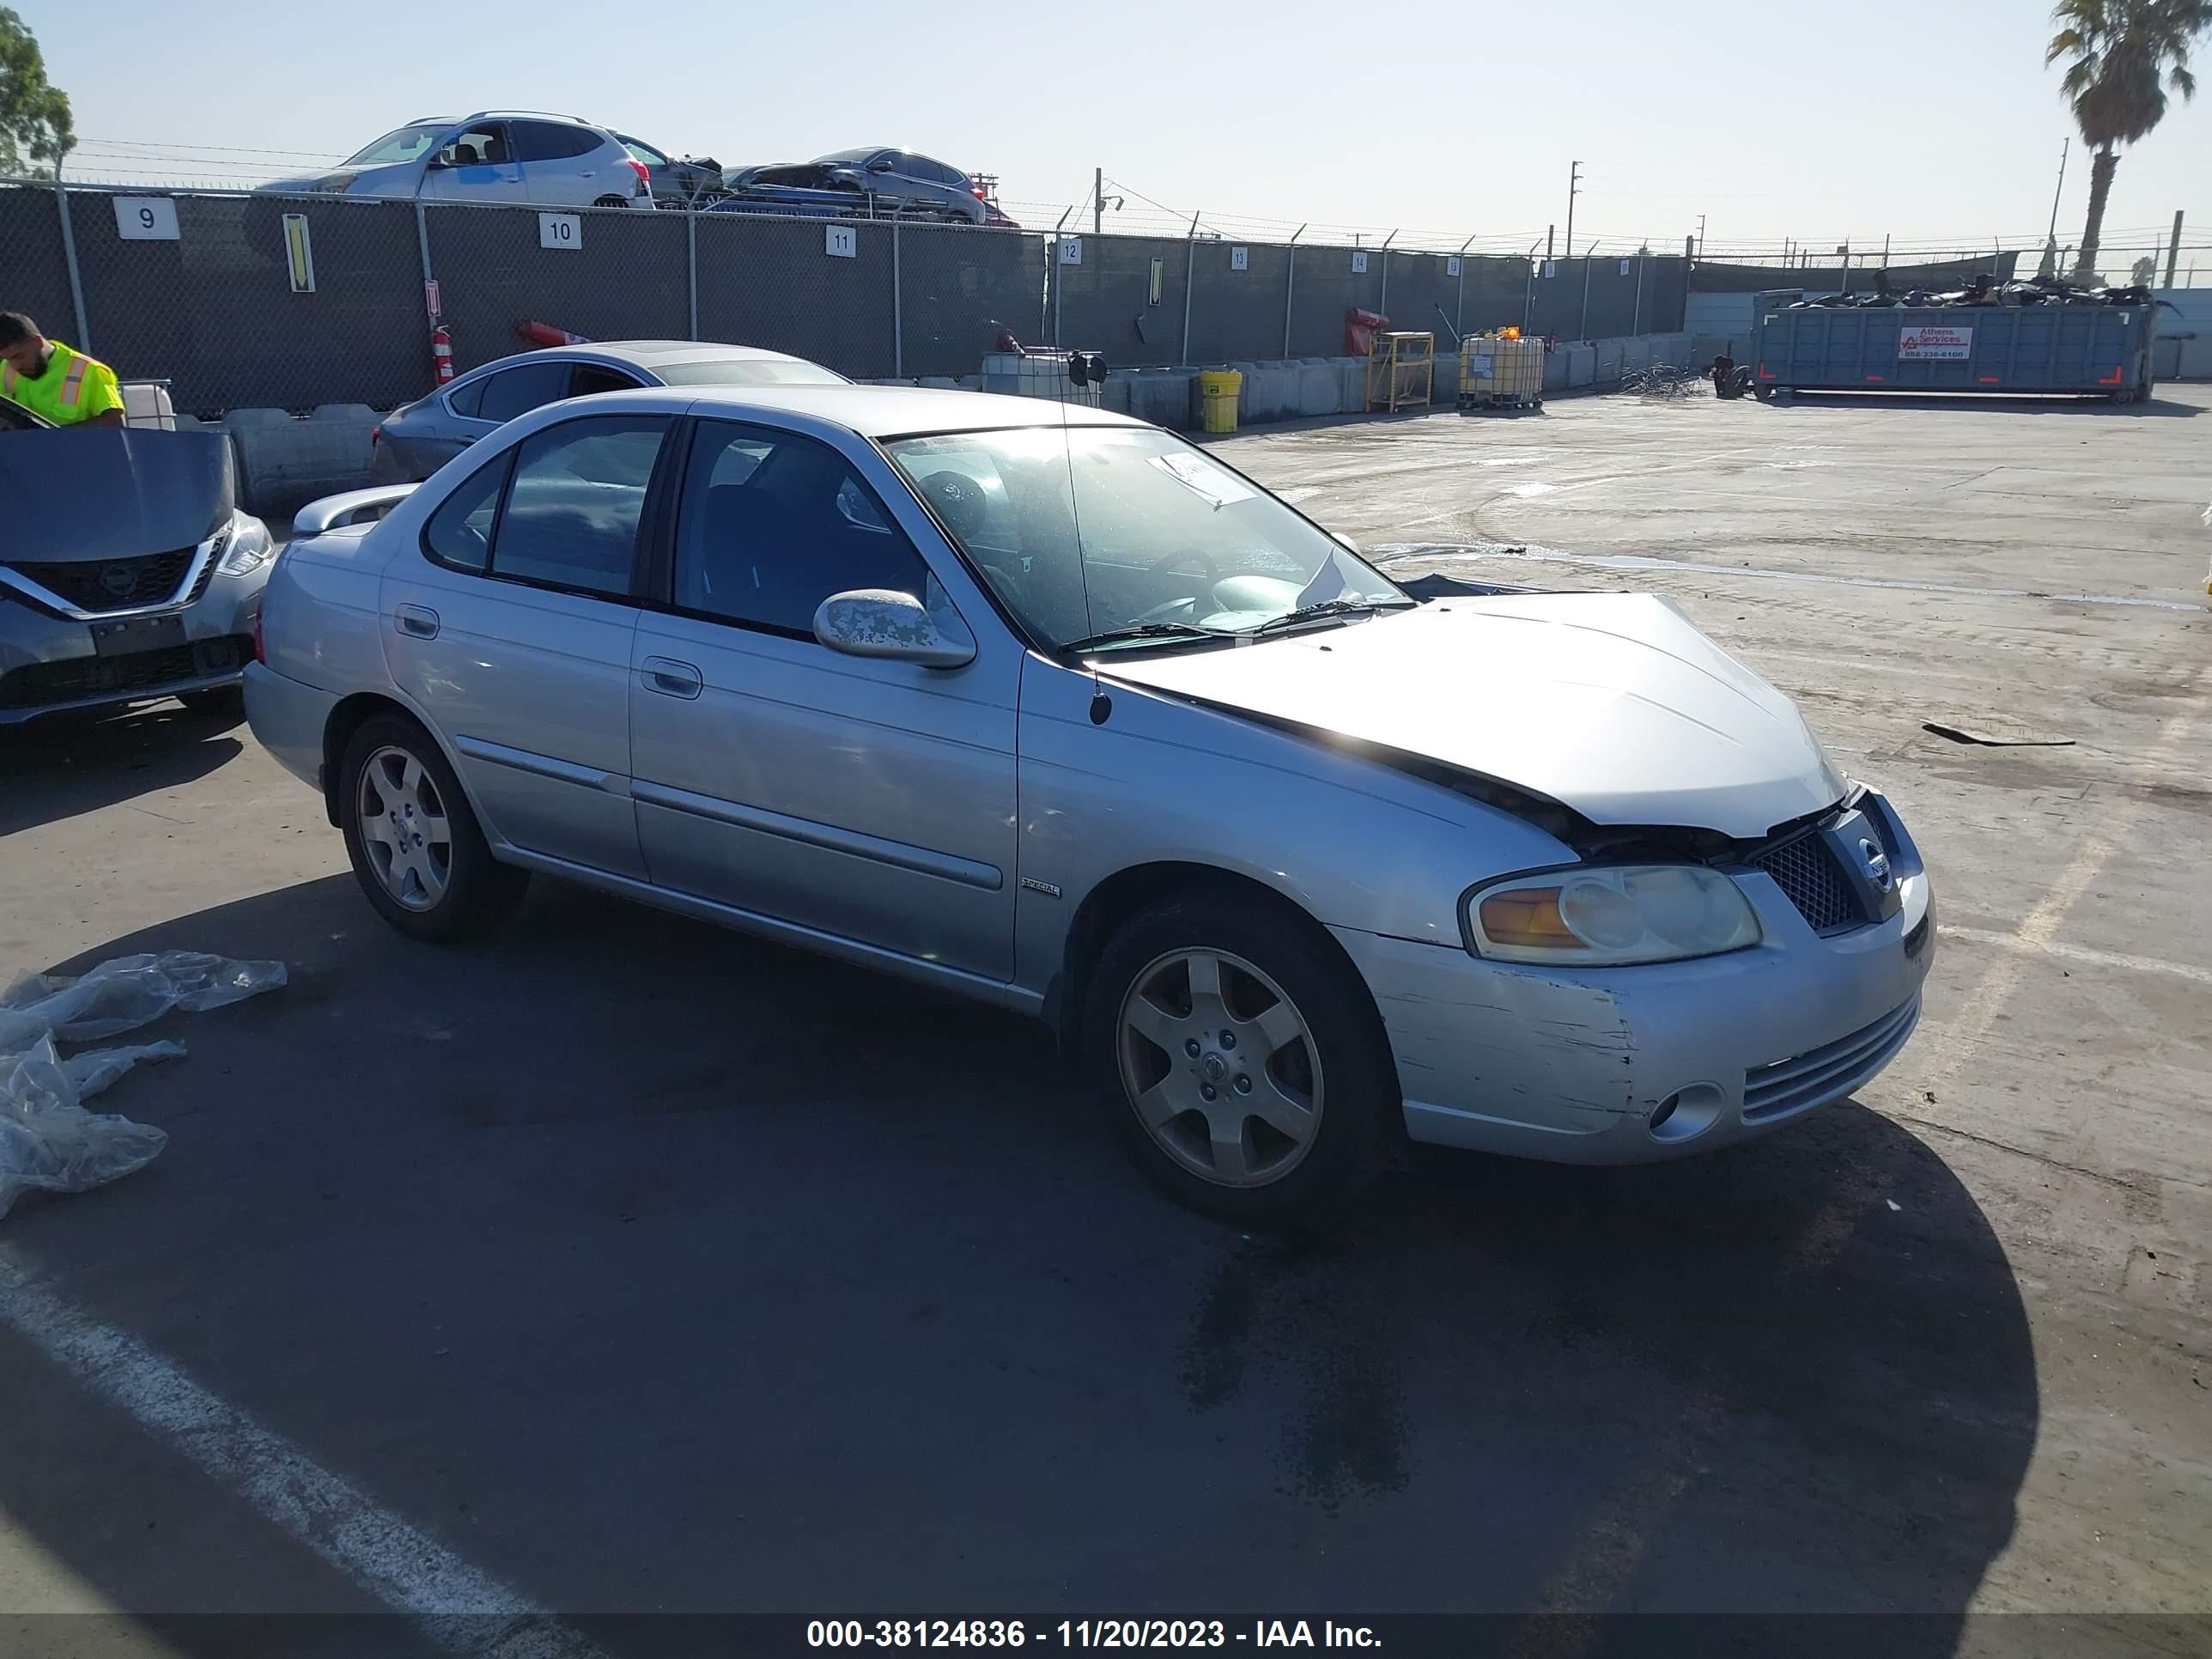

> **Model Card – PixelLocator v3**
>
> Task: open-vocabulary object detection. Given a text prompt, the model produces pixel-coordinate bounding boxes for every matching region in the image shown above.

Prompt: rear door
[381,412,675,876]
[628,417,1019,981]
[508,119,613,206]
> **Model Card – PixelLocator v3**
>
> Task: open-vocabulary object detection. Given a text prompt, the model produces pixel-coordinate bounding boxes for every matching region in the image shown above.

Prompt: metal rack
[1365,332,1434,412]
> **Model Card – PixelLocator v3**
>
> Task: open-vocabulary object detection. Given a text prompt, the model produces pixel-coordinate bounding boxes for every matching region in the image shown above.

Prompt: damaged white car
[246,388,1933,1224]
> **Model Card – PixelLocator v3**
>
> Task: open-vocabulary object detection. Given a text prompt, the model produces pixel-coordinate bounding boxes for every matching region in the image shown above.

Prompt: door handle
[641,656,702,699]
[394,604,441,640]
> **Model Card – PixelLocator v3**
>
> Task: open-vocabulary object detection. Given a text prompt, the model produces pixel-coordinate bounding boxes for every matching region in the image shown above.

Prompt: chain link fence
[4,181,1707,416]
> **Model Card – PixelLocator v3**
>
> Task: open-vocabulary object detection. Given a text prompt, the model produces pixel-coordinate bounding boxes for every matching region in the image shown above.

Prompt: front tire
[337,713,526,942]
[1083,892,1401,1227]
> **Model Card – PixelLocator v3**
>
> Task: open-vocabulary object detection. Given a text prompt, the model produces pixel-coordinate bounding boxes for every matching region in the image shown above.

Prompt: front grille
[7,549,197,612]
[0,634,250,712]
[1746,830,1858,933]
[1744,995,1921,1121]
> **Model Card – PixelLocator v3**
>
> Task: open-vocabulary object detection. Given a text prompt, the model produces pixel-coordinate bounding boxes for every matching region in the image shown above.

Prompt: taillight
[369,426,381,448]
[972,183,987,200]
[629,159,651,194]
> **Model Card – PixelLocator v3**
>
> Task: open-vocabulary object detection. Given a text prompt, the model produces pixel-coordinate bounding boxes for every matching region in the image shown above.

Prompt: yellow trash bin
[1198,369,1242,434]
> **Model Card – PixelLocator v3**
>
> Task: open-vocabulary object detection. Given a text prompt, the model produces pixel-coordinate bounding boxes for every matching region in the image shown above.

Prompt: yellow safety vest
[1,342,119,425]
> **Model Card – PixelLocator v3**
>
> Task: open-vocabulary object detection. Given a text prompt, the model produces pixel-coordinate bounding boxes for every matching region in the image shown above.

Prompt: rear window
[511,120,601,162]
[653,358,848,387]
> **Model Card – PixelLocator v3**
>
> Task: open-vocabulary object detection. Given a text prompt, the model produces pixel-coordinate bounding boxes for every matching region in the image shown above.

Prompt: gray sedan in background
[368,341,848,483]
[249,385,1933,1225]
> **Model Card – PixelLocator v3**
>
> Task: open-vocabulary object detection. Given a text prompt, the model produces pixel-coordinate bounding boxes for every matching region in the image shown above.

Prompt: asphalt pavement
[2,384,2208,1659]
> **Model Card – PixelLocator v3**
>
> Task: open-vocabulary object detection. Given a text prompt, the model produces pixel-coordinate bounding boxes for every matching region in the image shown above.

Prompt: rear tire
[1082,891,1400,1228]
[337,713,526,942]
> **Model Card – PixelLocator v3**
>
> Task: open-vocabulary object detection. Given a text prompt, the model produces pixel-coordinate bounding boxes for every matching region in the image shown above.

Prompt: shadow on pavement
[0,872,2037,1656]
[0,701,245,837]
[1762,392,2199,416]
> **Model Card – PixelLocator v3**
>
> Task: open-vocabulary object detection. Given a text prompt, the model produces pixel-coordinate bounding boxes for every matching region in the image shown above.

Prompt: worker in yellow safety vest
[0,311,125,428]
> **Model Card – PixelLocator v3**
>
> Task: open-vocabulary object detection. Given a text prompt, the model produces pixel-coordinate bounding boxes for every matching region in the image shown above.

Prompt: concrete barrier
[224,406,382,517]
[1115,368,1197,429]
[1230,361,1302,423]
[1296,358,1340,416]
[1333,357,1368,412]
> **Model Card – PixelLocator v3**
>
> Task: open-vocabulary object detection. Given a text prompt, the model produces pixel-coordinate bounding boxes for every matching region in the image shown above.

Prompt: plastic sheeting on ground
[0,951,286,1220]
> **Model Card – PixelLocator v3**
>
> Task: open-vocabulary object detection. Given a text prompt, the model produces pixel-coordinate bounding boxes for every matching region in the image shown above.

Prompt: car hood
[258,164,406,195]
[0,428,234,559]
[1101,592,1845,840]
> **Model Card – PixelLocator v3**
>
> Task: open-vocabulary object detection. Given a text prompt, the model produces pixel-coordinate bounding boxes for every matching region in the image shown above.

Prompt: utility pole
[2046,137,2069,247]
[1093,167,1103,236]
[1696,214,1705,260]
[2166,211,2185,289]
[1564,161,1582,261]
[1546,223,1554,261]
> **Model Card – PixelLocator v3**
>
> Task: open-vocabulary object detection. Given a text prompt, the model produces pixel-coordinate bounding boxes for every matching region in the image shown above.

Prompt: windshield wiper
[1060,623,1225,654]
[1246,596,1417,636]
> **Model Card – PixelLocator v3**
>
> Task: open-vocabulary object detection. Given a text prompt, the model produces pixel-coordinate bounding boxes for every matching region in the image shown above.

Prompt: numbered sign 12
[114,198,181,240]
[539,213,581,250]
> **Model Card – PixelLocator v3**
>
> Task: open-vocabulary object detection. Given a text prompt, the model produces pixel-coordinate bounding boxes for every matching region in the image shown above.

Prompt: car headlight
[1465,865,1762,966]
[216,518,274,576]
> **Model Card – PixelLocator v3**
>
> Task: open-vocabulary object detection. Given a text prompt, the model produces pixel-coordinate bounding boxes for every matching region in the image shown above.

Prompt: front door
[381,412,673,877]
[628,418,1019,982]
[420,123,521,203]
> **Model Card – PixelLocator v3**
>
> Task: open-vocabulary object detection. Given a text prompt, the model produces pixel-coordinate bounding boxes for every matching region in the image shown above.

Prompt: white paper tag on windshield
[1147,452,1256,508]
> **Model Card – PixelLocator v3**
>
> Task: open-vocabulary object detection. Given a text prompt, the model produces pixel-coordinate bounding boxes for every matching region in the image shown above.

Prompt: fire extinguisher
[431,325,455,386]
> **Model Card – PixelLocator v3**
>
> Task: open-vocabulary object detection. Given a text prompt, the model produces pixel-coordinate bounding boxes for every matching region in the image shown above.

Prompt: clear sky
[29,0,2212,270]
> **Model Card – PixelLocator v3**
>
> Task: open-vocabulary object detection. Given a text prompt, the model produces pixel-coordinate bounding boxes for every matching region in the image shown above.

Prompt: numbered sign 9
[539,213,581,250]
[114,198,181,240]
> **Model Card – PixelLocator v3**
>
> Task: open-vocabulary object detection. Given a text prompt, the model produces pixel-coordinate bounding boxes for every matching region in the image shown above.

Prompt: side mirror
[866,158,895,173]
[813,588,975,669]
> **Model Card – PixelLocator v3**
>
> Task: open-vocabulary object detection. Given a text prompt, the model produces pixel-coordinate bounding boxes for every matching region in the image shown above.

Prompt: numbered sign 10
[539,213,581,250]
[114,198,181,240]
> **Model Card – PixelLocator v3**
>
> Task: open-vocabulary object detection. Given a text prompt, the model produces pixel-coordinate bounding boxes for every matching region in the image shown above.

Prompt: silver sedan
[368,341,849,483]
[246,386,1934,1224]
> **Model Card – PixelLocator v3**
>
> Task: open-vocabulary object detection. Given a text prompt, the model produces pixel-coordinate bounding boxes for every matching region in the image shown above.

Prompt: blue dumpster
[1754,304,2158,400]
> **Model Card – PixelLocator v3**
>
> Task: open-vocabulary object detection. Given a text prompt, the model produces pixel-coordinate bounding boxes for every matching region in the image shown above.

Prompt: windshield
[813,148,883,165]
[343,124,447,167]
[883,426,1406,651]
[653,357,848,386]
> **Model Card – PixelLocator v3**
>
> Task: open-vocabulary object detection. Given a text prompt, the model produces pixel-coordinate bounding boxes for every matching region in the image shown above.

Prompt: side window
[421,453,510,572]
[477,361,574,422]
[622,138,669,167]
[440,125,508,167]
[489,416,667,596]
[511,120,599,162]
[673,421,927,634]
[447,376,487,419]
[568,364,643,399]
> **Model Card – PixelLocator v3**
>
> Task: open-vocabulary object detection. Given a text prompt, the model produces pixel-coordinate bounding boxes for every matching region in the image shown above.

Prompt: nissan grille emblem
[1858,837,1893,894]
[100,563,138,599]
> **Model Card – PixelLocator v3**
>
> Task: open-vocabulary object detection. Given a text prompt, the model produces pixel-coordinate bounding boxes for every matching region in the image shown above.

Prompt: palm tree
[2047,0,2212,281]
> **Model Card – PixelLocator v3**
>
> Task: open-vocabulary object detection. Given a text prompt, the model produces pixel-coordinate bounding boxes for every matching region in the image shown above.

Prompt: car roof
[554,384,1147,439]
[458,341,827,375]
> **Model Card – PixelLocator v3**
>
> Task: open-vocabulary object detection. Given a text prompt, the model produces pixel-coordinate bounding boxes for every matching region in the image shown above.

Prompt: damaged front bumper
[1335,849,1935,1164]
